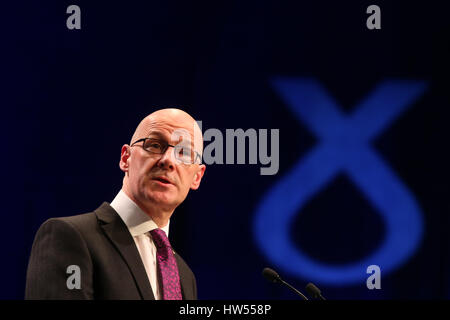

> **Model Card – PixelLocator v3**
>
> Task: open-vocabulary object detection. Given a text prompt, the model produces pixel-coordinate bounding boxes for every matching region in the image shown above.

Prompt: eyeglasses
[130,138,202,164]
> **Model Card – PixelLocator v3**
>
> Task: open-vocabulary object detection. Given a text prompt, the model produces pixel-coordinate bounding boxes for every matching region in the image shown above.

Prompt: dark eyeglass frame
[131,137,202,164]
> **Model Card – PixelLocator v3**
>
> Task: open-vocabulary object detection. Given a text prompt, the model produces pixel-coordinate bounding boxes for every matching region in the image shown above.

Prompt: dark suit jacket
[25,202,197,300]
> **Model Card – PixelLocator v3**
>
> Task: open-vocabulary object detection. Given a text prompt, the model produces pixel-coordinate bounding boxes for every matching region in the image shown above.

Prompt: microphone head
[305,282,321,298]
[262,267,282,283]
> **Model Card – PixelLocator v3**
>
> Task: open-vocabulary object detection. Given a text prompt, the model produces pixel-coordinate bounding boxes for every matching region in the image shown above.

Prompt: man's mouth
[152,176,173,185]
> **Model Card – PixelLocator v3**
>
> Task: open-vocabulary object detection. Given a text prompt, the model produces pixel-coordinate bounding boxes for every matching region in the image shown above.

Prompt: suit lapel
[174,252,192,300]
[95,202,155,300]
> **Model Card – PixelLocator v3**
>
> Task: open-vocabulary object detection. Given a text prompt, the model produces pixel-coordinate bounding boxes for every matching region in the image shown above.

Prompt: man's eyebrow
[147,129,195,146]
[146,131,166,139]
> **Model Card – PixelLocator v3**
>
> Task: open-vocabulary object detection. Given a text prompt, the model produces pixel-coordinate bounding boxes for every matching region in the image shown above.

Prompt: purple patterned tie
[150,228,182,300]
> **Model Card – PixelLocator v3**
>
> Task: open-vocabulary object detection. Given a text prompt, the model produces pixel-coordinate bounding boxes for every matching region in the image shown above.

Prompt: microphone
[305,282,326,300]
[262,268,309,300]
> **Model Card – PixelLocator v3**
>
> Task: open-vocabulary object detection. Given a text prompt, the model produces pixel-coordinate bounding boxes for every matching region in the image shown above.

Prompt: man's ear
[190,164,206,190]
[119,145,131,172]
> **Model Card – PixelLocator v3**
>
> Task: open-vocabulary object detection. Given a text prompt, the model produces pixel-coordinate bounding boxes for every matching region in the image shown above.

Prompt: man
[25,108,206,299]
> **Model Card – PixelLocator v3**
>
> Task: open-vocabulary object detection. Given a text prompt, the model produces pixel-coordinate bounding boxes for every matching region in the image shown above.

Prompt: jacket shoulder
[51,211,97,228]
[43,202,114,233]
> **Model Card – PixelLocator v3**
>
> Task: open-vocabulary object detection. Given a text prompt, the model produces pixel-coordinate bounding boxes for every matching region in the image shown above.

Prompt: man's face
[120,113,205,212]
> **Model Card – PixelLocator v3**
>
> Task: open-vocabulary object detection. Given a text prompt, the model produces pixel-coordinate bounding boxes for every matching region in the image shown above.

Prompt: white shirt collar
[110,190,170,237]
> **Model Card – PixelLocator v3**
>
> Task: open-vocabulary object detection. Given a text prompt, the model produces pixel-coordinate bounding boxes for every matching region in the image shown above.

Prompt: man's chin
[145,192,177,208]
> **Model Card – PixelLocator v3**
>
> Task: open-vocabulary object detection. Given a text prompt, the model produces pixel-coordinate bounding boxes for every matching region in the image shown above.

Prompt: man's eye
[145,140,163,150]
[176,146,191,157]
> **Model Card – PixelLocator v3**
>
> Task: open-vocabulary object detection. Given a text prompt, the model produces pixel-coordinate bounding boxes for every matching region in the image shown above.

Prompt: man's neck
[122,189,174,228]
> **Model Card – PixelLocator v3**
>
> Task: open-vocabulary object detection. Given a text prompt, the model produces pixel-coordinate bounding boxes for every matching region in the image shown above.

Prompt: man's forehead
[145,121,195,138]
[130,109,203,149]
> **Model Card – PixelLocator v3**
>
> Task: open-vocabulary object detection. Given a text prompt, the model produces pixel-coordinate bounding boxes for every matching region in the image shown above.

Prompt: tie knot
[150,228,171,250]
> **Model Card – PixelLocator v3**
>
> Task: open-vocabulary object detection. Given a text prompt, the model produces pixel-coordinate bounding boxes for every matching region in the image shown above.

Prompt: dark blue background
[2,0,449,299]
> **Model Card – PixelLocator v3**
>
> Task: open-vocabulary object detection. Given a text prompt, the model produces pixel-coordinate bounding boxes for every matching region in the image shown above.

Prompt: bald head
[130,108,203,156]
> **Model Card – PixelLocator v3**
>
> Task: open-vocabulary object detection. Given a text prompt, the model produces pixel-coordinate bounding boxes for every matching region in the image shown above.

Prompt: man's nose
[157,147,175,170]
